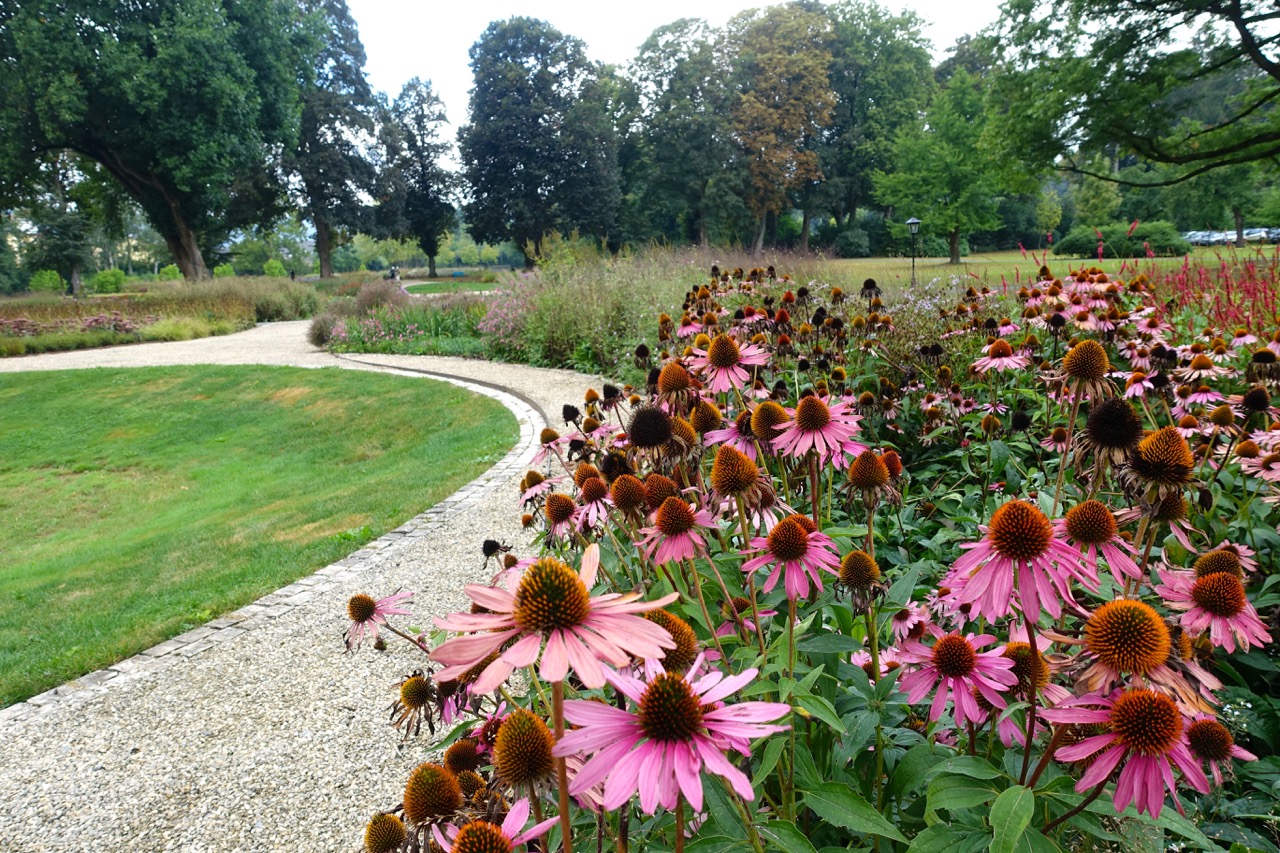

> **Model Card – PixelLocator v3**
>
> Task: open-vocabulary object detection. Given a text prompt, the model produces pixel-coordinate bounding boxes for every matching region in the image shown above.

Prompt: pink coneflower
[971,339,1030,374]
[740,514,841,600]
[1213,539,1259,573]
[1122,371,1155,398]
[638,496,717,565]
[1040,426,1071,453]
[1240,451,1280,483]
[851,648,900,679]
[531,428,567,467]
[771,395,861,465]
[1043,689,1208,818]
[1176,354,1233,382]
[431,797,558,853]
[344,591,414,650]
[945,499,1097,622]
[1156,567,1271,653]
[542,492,580,541]
[1055,500,1141,586]
[554,658,790,814]
[688,334,770,393]
[1174,414,1206,439]
[1186,714,1257,786]
[577,476,612,532]
[890,602,933,642]
[704,410,759,461]
[1187,384,1225,406]
[431,546,677,693]
[520,472,565,507]
[898,633,1016,726]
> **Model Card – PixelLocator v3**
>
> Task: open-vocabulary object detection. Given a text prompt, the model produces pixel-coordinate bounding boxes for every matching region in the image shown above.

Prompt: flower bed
[343,265,1279,853]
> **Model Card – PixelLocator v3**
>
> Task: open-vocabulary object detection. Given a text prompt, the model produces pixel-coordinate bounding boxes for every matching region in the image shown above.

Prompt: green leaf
[927,777,1001,812]
[1014,829,1063,853]
[803,782,908,843]
[935,755,1004,780]
[700,776,746,839]
[795,693,846,734]
[988,440,1010,476]
[686,837,747,853]
[752,734,788,788]
[894,742,947,800]
[759,820,820,853]
[797,634,863,654]
[907,825,992,853]
[989,786,1034,853]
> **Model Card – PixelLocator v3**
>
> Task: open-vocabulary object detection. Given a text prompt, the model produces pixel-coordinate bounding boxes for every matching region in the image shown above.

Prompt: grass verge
[0,365,517,705]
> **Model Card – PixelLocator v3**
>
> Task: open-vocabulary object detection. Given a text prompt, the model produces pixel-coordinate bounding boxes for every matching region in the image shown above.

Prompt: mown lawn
[0,365,516,705]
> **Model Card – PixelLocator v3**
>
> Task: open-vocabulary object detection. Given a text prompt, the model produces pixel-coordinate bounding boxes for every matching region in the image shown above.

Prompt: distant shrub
[157,264,182,280]
[29,270,64,293]
[834,227,871,258]
[213,263,236,278]
[91,268,127,294]
[263,259,287,277]
[353,280,409,314]
[1054,220,1190,258]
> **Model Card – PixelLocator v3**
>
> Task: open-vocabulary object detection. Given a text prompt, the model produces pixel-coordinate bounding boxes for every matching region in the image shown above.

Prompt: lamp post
[906,217,921,287]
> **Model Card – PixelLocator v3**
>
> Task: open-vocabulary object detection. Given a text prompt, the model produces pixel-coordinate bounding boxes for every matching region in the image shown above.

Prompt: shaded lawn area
[0,366,517,705]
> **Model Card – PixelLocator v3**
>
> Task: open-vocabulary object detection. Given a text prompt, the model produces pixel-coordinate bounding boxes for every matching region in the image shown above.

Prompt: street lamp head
[906,217,921,236]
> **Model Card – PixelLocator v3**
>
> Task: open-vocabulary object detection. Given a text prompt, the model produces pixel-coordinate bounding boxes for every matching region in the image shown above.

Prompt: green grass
[404,278,494,296]
[0,366,517,705]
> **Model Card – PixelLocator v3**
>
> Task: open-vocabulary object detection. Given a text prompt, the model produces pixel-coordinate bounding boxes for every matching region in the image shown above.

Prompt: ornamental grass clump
[343,261,1276,853]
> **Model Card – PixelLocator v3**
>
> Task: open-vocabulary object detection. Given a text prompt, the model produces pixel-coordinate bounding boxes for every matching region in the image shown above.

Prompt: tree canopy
[0,0,316,279]
[991,0,1280,183]
[457,17,620,263]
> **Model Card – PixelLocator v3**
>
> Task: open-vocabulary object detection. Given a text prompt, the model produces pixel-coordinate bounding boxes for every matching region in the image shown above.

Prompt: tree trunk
[800,209,811,253]
[1234,207,1245,248]
[314,216,334,278]
[751,215,766,259]
[68,267,83,297]
[428,254,437,278]
[949,228,961,265]
[162,219,209,281]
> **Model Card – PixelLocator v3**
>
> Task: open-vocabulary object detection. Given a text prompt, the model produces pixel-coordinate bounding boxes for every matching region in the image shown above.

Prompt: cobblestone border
[0,368,543,726]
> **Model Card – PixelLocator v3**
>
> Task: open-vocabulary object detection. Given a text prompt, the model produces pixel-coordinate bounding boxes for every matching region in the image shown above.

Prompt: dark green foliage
[0,0,316,278]
[458,18,620,262]
[991,0,1280,182]
[377,79,458,278]
[285,0,377,279]
[1053,220,1190,257]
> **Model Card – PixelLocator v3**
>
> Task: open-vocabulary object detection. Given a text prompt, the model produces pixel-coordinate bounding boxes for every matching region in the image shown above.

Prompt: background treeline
[3,0,1279,292]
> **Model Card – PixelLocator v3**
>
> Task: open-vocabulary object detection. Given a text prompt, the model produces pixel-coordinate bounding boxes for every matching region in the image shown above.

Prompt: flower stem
[687,559,730,663]
[552,681,574,853]
[1018,610,1042,787]
[734,494,769,657]
[530,782,548,852]
[809,452,820,527]
[675,793,685,853]
[1027,724,1067,789]
[1051,395,1082,515]
[1043,777,1108,833]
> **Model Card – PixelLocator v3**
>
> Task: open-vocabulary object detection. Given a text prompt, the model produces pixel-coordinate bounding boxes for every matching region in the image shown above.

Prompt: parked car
[1244,228,1268,242]
[1268,228,1280,243]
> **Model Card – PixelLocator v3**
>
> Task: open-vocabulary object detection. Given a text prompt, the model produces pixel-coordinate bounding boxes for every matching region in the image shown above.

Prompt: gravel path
[0,323,602,852]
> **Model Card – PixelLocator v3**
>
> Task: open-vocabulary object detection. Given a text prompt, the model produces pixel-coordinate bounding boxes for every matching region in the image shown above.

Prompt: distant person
[289,269,295,281]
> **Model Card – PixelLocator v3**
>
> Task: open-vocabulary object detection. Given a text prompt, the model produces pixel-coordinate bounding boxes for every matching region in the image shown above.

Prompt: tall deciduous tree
[874,69,1003,263]
[991,0,1280,184]
[728,5,836,257]
[629,19,734,246]
[0,0,313,279]
[458,17,619,264]
[377,79,457,278]
[821,1,934,231]
[285,0,377,279]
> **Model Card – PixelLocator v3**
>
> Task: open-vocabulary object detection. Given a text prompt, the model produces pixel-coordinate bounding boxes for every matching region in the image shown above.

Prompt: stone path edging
[0,366,544,727]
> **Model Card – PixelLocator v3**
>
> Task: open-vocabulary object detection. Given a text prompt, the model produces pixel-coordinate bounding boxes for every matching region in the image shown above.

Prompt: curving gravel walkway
[0,323,602,852]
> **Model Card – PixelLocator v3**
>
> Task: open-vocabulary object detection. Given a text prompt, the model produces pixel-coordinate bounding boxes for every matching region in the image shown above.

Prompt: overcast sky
[345,0,1007,131]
